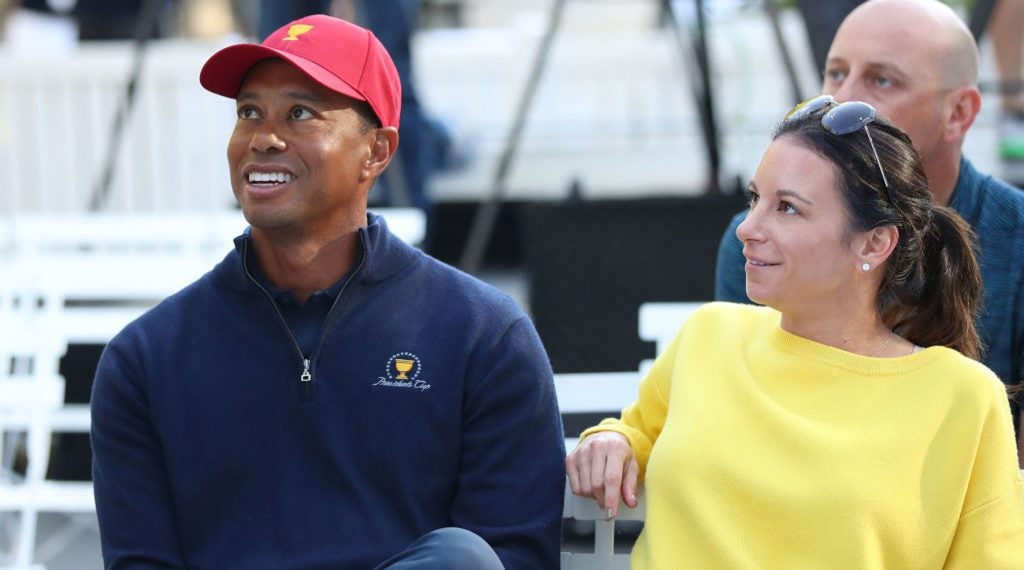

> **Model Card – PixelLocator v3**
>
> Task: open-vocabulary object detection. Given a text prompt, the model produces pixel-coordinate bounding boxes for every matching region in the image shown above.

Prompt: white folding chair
[0,280,93,570]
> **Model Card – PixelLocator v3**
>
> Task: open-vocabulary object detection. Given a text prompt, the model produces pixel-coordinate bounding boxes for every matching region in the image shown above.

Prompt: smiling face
[737,137,867,315]
[227,59,381,238]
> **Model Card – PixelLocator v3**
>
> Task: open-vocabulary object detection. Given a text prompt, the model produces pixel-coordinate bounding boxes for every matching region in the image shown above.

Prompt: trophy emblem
[394,358,415,380]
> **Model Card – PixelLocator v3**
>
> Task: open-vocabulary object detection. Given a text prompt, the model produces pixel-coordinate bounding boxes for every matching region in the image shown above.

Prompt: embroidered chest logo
[374,352,431,391]
[283,24,314,41]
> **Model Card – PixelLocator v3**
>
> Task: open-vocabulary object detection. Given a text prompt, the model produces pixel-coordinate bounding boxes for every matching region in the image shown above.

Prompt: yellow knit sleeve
[579,326,679,480]
[944,376,1024,567]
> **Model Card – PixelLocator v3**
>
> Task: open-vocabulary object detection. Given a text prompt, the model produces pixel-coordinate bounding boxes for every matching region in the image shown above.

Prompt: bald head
[843,0,978,88]
[823,0,983,204]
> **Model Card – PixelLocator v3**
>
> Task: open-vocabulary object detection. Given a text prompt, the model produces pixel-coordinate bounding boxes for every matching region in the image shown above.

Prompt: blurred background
[0,0,1017,566]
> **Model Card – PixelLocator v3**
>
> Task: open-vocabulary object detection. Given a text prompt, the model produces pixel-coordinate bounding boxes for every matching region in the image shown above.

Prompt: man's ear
[943,86,981,144]
[361,127,399,181]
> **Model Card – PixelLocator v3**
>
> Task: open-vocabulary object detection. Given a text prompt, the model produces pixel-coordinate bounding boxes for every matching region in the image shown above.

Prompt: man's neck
[250,229,361,304]
[923,149,962,207]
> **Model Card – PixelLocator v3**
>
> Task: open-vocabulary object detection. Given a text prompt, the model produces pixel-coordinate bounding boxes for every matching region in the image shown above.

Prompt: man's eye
[824,69,846,83]
[291,108,314,120]
[874,75,894,88]
[238,107,259,120]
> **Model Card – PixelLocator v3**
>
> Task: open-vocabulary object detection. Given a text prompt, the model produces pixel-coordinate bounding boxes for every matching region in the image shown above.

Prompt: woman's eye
[779,201,798,215]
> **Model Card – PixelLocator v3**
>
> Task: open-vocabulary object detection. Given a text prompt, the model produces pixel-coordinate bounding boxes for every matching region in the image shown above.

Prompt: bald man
[715,0,1024,459]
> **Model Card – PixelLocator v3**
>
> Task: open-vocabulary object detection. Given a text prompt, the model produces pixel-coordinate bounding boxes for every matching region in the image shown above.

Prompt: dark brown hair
[774,107,983,358]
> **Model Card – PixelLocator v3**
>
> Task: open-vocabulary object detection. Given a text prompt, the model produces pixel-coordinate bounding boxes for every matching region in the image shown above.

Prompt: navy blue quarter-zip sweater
[91,213,566,569]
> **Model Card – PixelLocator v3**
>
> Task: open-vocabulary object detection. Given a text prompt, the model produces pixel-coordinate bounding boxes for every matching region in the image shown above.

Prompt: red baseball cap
[199,14,402,128]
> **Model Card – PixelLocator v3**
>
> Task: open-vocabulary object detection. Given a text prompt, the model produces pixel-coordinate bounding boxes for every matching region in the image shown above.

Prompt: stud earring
[861,262,870,272]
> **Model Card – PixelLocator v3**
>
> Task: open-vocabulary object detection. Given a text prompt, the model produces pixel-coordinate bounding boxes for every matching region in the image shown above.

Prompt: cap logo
[283,24,314,41]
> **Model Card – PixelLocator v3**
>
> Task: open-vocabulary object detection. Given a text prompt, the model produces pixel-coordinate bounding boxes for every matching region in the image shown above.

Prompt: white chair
[560,481,646,570]
[637,301,705,373]
[0,281,93,570]
[555,371,644,569]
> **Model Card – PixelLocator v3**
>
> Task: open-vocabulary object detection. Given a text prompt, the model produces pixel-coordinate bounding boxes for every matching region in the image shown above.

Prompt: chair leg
[16,507,39,568]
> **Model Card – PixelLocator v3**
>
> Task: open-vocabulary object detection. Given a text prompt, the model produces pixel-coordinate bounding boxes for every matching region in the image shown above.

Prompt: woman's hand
[565,431,640,518]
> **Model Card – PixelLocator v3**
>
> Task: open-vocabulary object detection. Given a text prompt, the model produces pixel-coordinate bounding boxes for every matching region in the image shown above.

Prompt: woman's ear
[361,127,399,181]
[859,225,899,269]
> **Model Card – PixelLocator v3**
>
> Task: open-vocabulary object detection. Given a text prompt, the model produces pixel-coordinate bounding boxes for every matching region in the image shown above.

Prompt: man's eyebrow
[826,56,909,81]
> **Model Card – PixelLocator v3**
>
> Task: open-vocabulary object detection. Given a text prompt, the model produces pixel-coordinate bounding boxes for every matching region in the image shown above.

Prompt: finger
[622,458,640,508]
[575,444,594,498]
[602,454,624,519]
[588,445,609,504]
[566,452,581,495]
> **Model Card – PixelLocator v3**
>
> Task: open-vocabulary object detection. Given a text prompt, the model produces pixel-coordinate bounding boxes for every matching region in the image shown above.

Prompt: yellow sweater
[582,303,1024,569]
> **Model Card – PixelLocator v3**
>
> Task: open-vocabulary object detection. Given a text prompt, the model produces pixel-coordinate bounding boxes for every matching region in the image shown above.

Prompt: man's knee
[422,528,503,570]
[377,527,504,570]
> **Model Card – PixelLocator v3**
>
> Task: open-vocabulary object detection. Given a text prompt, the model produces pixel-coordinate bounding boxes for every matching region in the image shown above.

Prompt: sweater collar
[219,211,419,292]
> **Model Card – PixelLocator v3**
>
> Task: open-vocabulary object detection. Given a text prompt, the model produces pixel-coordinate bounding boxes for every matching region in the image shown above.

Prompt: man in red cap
[90,15,565,569]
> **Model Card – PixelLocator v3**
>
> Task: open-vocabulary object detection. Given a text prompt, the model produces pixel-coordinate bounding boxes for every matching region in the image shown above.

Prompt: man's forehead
[829,22,945,85]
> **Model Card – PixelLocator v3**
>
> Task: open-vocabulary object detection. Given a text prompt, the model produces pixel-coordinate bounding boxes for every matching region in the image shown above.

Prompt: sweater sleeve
[579,326,679,479]
[715,211,754,304]
[449,317,565,570]
[944,378,1024,568]
[91,332,185,569]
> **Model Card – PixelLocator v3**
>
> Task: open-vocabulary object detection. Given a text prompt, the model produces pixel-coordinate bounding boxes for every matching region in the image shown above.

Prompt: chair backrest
[560,479,646,570]
[637,301,704,372]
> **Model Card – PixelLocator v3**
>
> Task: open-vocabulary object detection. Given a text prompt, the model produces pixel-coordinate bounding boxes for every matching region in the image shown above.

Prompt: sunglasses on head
[784,95,892,203]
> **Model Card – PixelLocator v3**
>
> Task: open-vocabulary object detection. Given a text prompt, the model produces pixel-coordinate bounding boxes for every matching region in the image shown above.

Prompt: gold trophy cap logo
[284,24,314,41]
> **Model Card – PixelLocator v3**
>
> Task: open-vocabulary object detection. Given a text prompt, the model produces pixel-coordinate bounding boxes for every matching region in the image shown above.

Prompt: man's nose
[250,124,286,154]
[826,79,859,104]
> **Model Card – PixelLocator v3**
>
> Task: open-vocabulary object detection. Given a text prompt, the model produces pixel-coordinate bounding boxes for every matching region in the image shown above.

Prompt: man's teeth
[248,172,294,184]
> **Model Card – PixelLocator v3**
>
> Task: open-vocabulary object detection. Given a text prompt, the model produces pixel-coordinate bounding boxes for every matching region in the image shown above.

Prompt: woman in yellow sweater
[567,95,1024,568]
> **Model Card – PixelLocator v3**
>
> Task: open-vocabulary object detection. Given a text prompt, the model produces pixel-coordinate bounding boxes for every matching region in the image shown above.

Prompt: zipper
[240,234,368,389]
[241,239,309,383]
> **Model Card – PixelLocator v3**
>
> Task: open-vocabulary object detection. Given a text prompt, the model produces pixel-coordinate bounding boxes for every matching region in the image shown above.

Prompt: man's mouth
[248,171,295,186]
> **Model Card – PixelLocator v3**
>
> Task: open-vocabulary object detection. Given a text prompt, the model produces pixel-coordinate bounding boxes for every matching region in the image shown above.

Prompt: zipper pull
[300,358,312,382]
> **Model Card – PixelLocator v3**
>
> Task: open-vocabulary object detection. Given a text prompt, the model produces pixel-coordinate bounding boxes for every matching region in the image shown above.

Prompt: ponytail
[881,205,982,359]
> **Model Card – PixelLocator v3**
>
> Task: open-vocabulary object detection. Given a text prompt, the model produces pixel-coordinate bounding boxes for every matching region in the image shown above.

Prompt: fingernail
[605,508,614,520]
